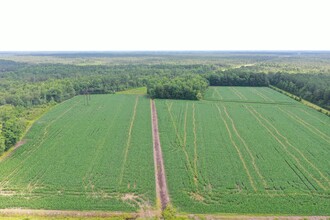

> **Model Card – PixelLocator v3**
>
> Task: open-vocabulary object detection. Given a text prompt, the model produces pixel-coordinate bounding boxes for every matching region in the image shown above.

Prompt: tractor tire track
[165,101,182,145]
[252,107,330,187]
[223,106,269,190]
[252,88,274,102]
[214,87,223,100]
[83,98,124,191]
[118,96,139,186]
[246,106,327,190]
[215,104,257,192]
[278,107,330,144]
[231,87,247,100]
[165,101,195,186]
[192,103,199,186]
[183,103,188,149]
[300,109,330,126]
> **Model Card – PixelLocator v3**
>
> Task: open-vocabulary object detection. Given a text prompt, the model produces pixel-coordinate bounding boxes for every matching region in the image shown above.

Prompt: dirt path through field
[0,140,26,162]
[151,99,170,210]
[0,209,139,218]
[0,209,328,219]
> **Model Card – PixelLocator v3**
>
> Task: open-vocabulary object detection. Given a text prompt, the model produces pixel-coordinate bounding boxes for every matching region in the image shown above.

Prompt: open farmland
[156,87,330,215]
[0,94,155,212]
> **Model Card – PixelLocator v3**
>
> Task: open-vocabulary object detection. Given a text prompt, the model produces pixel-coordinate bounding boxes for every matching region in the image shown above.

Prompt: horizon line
[1,50,330,54]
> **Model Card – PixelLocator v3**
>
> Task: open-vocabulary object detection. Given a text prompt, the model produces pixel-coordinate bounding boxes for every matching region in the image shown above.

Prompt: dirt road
[151,99,170,210]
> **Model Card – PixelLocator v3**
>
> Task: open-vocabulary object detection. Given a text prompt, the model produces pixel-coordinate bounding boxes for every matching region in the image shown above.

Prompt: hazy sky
[0,0,329,51]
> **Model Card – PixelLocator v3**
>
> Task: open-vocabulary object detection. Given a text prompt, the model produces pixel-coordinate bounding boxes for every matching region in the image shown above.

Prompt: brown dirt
[0,209,328,220]
[0,190,15,196]
[14,140,27,148]
[190,192,205,202]
[0,139,27,162]
[0,208,137,218]
[151,99,170,210]
[187,215,330,220]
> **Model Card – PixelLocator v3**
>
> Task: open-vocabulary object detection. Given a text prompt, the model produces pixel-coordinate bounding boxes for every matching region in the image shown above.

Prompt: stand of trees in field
[147,75,208,100]
[0,56,330,155]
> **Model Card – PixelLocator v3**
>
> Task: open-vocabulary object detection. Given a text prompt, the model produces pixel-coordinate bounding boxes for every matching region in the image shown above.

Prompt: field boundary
[0,103,55,162]
[0,99,82,189]
[278,107,330,144]
[151,100,170,210]
[270,85,330,116]
[0,209,329,219]
[0,209,138,218]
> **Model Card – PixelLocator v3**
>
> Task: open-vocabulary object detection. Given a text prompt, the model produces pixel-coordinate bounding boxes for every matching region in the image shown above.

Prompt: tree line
[206,69,269,86]
[269,73,330,110]
[0,105,26,154]
[1,58,329,155]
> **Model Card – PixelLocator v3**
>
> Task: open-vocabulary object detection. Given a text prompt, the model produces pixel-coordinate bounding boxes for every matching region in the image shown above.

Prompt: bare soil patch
[0,139,27,162]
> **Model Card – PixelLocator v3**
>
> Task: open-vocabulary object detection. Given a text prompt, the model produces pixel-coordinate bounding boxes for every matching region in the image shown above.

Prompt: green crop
[156,87,330,215]
[0,94,155,211]
[1,87,329,215]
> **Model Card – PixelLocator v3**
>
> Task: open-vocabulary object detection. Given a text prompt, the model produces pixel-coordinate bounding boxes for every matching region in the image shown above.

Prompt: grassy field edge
[269,85,330,116]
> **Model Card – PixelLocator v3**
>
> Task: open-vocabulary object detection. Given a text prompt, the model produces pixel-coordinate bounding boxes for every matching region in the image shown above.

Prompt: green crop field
[156,87,330,215]
[116,87,147,95]
[0,94,155,211]
[0,86,329,216]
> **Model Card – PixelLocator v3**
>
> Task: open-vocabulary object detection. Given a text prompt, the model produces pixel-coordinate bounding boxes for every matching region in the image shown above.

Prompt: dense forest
[0,52,330,155]
[269,73,330,109]
[206,70,269,86]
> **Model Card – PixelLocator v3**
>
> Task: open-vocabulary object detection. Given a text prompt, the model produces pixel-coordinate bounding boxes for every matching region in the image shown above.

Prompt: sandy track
[0,208,139,218]
[0,209,328,219]
[151,99,170,210]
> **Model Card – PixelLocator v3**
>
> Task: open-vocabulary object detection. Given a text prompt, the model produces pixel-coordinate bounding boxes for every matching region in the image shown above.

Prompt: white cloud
[0,0,329,50]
